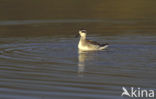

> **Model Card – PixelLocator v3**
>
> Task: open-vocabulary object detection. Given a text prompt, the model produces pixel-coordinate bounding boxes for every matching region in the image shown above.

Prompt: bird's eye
[82,30,86,32]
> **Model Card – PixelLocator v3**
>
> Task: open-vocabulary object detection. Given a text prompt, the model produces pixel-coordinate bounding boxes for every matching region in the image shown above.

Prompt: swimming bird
[75,29,109,51]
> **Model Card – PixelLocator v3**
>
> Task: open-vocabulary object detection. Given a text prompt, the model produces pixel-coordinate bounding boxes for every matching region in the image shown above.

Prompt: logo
[121,87,155,98]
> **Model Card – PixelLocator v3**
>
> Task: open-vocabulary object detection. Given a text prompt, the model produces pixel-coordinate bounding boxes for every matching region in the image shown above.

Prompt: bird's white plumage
[77,30,108,51]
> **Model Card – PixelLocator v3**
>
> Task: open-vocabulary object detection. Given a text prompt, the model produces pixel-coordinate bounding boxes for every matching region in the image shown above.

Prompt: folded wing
[86,39,108,47]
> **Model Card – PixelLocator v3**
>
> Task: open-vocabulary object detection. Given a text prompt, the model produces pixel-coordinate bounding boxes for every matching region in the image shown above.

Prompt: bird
[75,29,109,51]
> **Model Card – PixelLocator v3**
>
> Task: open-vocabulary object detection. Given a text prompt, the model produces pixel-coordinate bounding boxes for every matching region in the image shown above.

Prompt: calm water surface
[0,0,156,99]
[0,26,156,99]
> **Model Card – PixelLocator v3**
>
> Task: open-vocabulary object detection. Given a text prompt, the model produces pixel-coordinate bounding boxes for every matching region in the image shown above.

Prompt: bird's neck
[80,36,86,40]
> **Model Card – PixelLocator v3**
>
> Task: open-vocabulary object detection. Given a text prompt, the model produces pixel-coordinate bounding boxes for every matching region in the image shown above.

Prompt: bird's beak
[75,34,80,38]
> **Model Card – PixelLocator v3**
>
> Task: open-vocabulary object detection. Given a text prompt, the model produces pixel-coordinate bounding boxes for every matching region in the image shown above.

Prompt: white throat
[80,35,86,39]
[79,31,87,39]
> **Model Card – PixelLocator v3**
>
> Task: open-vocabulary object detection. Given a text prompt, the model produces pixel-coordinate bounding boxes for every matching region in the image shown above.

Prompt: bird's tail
[99,43,109,50]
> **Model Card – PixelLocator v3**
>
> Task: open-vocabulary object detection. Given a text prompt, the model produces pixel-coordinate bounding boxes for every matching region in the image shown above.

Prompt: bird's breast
[78,41,89,50]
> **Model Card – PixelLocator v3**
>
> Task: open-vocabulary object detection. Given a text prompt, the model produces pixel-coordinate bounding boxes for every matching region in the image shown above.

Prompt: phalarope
[76,29,109,51]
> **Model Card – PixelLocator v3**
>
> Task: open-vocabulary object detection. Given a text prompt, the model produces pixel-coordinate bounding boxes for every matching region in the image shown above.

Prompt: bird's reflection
[78,51,86,73]
[78,50,95,77]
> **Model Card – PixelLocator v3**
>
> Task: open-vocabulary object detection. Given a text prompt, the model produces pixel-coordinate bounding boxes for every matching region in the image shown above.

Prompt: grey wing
[86,39,109,46]
[86,39,100,45]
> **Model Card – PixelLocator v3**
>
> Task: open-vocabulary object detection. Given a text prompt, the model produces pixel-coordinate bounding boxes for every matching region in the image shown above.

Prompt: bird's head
[75,29,87,38]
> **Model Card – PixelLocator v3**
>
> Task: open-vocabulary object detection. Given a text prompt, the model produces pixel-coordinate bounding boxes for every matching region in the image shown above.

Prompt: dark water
[0,0,156,99]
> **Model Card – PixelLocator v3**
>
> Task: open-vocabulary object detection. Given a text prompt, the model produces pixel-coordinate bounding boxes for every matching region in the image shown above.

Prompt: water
[0,0,156,99]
